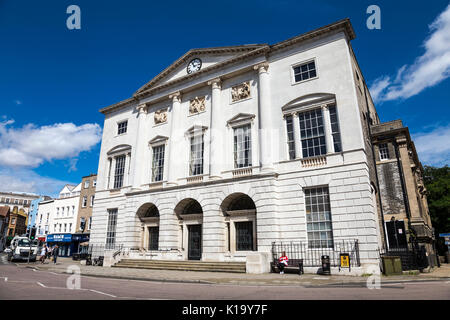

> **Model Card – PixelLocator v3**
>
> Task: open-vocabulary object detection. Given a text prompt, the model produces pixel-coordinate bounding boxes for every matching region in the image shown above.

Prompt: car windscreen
[18,239,31,247]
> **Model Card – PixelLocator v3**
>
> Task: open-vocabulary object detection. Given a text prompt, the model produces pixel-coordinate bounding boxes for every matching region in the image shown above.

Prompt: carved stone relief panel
[154,108,168,124]
[231,81,251,103]
[189,96,206,115]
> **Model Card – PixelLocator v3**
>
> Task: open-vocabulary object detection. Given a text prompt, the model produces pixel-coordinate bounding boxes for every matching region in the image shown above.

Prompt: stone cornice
[99,18,355,115]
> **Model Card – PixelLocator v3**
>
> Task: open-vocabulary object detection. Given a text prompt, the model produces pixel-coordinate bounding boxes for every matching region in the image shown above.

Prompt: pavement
[16,257,450,287]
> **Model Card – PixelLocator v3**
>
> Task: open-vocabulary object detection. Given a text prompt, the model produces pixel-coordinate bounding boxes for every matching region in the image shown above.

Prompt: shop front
[46,234,72,257]
[71,233,90,255]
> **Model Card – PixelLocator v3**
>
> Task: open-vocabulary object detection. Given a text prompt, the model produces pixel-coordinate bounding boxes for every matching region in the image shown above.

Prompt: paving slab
[19,257,450,287]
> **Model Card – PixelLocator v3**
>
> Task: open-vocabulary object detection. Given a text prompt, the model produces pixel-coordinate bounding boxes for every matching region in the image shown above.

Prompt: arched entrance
[220,193,257,253]
[137,203,160,251]
[175,198,203,260]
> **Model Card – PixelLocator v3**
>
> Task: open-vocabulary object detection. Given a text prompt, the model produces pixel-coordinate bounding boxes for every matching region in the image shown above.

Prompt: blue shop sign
[47,234,72,243]
[72,234,90,242]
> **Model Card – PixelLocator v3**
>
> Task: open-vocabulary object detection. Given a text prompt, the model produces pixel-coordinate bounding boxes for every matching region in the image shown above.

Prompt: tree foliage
[423,165,450,254]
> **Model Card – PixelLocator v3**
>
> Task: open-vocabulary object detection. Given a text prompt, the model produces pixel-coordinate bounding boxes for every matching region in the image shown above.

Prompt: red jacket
[279,255,289,265]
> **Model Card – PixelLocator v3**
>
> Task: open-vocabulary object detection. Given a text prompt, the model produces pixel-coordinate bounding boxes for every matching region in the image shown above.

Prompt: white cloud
[370,4,450,103]
[412,124,450,166]
[0,168,73,198]
[0,119,102,168]
[14,100,22,105]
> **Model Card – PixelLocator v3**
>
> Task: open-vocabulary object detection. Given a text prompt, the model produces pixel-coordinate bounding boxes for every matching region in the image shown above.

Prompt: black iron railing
[379,244,429,271]
[271,239,361,267]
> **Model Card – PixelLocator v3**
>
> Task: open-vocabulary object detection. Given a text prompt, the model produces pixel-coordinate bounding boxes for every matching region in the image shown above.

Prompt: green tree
[423,165,450,255]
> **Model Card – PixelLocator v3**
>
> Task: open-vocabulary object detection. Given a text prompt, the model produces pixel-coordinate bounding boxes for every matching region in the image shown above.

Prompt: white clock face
[187,58,202,74]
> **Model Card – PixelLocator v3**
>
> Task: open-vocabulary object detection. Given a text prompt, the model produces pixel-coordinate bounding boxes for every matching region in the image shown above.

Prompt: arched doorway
[220,193,257,253]
[137,203,160,251]
[175,198,203,260]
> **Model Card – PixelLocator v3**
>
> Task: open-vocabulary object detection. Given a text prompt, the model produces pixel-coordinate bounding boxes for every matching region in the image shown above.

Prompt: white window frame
[291,58,318,85]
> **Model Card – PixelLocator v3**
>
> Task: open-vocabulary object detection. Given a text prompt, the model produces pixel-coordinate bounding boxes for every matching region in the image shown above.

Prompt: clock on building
[187,58,202,74]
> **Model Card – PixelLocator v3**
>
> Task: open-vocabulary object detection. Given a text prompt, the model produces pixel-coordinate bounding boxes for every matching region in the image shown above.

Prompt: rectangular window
[235,221,254,251]
[93,179,97,187]
[293,61,317,83]
[299,109,326,158]
[233,124,252,168]
[90,195,95,207]
[82,196,87,207]
[113,155,126,189]
[106,209,118,249]
[329,105,342,153]
[379,143,390,160]
[117,121,127,135]
[152,145,165,182]
[11,218,16,225]
[285,115,295,160]
[84,180,90,188]
[190,135,204,176]
[88,217,92,230]
[64,223,67,233]
[80,217,86,231]
[305,187,334,248]
[148,227,159,251]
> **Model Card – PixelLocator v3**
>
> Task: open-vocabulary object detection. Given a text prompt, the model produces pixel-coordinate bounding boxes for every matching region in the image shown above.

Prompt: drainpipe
[362,85,388,250]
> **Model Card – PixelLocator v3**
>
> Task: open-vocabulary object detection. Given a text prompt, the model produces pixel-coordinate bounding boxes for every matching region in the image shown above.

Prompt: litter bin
[321,255,331,275]
[298,259,304,275]
[382,256,402,275]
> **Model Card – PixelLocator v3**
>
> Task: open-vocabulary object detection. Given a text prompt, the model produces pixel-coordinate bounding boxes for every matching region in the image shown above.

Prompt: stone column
[131,104,148,189]
[167,92,182,185]
[254,62,274,171]
[208,78,222,179]
[292,112,302,159]
[322,104,334,154]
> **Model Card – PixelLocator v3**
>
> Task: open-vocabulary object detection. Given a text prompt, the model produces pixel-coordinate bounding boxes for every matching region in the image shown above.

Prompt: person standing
[53,245,59,264]
[278,251,289,274]
[39,244,47,264]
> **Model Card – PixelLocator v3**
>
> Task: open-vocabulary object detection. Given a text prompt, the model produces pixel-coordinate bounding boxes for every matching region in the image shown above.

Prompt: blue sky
[0,0,449,196]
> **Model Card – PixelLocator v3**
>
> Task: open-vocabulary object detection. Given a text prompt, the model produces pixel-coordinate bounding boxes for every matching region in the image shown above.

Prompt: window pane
[293,61,317,82]
[234,125,252,168]
[305,187,334,248]
[235,221,254,251]
[299,108,326,158]
[113,155,126,189]
[152,145,165,182]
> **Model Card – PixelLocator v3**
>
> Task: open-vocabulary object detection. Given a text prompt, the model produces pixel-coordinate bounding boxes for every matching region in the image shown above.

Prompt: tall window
[234,124,252,168]
[285,115,295,159]
[90,195,95,207]
[152,145,165,182]
[117,121,127,135]
[329,106,342,153]
[84,180,89,188]
[293,61,317,83]
[113,155,126,189]
[235,221,254,251]
[80,217,86,231]
[106,209,118,249]
[379,143,390,160]
[299,109,326,158]
[88,217,92,230]
[305,187,334,248]
[82,196,87,207]
[190,135,204,176]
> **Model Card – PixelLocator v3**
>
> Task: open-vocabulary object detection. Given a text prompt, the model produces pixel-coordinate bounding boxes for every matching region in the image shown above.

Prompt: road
[0,261,449,300]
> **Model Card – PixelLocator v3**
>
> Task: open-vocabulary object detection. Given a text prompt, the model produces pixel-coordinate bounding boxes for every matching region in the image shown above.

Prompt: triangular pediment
[186,125,208,136]
[135,45,267,95]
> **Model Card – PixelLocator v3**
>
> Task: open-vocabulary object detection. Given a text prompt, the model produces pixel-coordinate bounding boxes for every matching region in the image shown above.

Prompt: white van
[7,236,38,262]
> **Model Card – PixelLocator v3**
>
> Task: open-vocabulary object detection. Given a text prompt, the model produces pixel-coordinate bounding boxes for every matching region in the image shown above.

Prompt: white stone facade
[90,19,383,273]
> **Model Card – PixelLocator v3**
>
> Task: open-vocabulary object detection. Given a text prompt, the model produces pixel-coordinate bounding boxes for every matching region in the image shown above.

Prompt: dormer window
[117,120,127,135]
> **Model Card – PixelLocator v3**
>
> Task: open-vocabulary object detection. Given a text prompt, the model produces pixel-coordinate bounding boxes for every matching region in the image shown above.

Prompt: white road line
[89,289,117,298]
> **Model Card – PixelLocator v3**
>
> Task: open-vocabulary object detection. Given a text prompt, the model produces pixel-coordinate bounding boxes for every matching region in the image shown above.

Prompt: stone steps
[112,259,246,273]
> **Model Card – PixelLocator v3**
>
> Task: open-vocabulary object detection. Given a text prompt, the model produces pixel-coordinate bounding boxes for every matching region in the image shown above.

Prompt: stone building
[89,18,392,274]
[371,120,437,266]
[0,206,11,251]
[5,206,28,244]
[0,192,40,217]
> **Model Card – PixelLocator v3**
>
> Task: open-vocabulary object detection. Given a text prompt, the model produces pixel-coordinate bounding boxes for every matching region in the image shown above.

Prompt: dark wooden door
[148,227,159,250]
[188,224,202,260]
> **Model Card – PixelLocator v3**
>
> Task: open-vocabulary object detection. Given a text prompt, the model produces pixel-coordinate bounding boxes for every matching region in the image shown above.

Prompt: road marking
[89,289,117,298]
